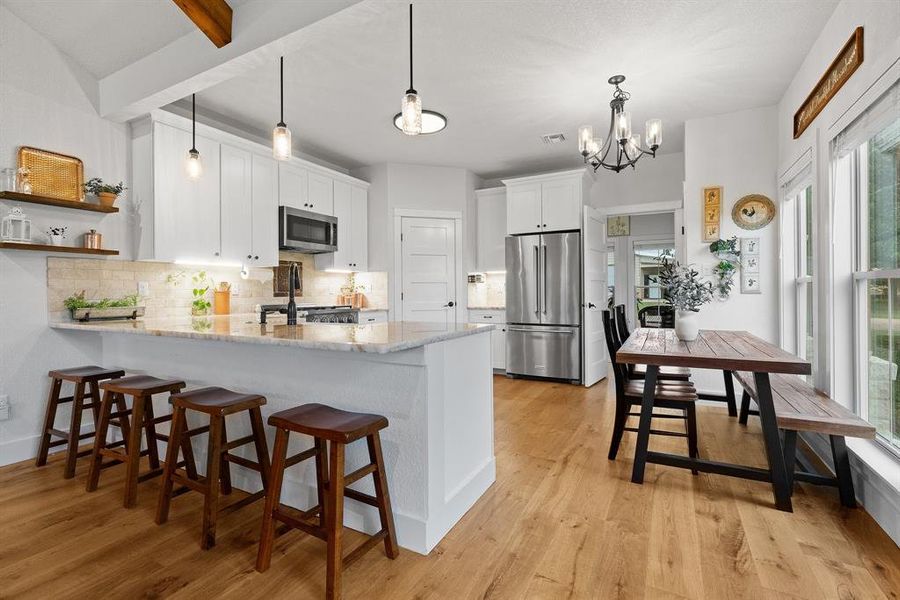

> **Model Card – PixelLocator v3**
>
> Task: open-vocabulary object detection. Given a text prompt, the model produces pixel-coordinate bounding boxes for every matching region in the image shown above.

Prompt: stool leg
[87,380,101,429]
[35,378,62,467]
[201,415,224,550]
[325,441,346,600]
[123,394,146,508]
[314,438,328,529]
[367,434,399,559]
[63,382,86,479]
[86,390,114,492]
[219,421,232,496]
[249,407,271,491]
[256,427,290,573]
[143,395,161,471]
[156,405,187,525]
[114,393,132,442]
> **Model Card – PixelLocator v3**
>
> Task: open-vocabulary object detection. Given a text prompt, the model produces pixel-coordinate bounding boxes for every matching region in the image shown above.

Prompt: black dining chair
[603,310,699,465]
[613,304,692,382]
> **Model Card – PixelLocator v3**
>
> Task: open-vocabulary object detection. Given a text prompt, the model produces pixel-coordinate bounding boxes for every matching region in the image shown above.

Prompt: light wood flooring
[1,375,898,599]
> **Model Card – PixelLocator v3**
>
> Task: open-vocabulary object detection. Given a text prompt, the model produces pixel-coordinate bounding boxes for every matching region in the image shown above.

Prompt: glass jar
[0,168,16,193]
[16,167,32,194]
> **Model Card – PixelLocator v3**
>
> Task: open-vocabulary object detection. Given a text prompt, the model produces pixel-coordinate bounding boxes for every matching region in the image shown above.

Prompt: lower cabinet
[360,310,388,324]
[469,309,506,370]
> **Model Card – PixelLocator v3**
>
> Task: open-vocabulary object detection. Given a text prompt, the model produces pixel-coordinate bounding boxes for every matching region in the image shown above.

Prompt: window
[834,83,900,454]
[607,242,615,309]
[785,184,815,381]
[632,240,675,328]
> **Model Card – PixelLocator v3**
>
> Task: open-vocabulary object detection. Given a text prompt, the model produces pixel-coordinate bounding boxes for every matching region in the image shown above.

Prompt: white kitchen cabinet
[506,184,542,235]
[148,121,221,263]
[469,309,506,370]
[315,182,368,272]
[476,187,507,272]
[307,171,334,216]
[360,310,388,324]
[250,154,279,267]
[503,169,590,235]
[278,163,308,211]
[220,144,253,265]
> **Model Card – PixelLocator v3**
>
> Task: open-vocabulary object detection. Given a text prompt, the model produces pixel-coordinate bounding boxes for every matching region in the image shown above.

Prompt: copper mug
[83,229,102,249]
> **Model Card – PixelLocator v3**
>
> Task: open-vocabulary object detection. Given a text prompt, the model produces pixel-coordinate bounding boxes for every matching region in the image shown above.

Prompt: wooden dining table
[616,328,812,512]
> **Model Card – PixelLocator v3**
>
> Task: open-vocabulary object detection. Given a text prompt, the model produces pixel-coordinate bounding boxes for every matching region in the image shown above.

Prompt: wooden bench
[732,371,875,507]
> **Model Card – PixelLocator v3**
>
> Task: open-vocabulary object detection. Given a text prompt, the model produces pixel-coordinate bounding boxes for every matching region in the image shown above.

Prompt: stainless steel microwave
[278,206,338,254]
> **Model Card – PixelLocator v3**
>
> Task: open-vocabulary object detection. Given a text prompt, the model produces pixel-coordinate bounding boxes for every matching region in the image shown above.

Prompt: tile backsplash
[47,253,387,321]
[467,272,505,308]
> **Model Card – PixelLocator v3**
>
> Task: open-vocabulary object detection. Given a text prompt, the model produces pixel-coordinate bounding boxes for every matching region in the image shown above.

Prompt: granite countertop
[50,314,492,354]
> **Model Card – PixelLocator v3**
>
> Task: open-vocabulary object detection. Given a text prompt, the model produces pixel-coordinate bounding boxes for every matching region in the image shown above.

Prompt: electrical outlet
[0,395,9,421]
[137,281,150,297]
[231,284,241,297]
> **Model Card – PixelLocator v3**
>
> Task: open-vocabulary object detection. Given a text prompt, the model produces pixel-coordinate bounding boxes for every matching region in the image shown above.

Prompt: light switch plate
[137,281,150,297]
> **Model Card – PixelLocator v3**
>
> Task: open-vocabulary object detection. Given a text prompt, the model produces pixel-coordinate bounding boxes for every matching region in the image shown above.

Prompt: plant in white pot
[655,253,714,341]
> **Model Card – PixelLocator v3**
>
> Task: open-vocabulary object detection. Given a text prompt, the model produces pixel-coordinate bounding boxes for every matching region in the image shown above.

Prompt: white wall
[0,6,127,464]
[684,106,779,392]
[351,163,480,315]
[590,152,684,210]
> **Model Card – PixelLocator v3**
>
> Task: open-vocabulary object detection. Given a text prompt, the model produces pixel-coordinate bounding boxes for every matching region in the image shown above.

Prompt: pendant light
[273,56,292,160]
[186,94,202,180]
[393,3,446,135]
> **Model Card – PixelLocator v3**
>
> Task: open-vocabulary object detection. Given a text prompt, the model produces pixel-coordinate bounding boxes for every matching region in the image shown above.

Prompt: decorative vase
[674,309,700,341]
[213,290,231,315]
[48,234,64,246]
[97,192,118,207]
[191,306,209,317]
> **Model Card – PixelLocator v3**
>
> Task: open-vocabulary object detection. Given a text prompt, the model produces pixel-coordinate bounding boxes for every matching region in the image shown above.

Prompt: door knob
[588,302,596,308]
[444,301,455,308]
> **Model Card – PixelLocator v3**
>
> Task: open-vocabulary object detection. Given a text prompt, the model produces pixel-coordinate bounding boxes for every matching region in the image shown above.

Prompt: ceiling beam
[172,0,233,48]
[98,0,366,122]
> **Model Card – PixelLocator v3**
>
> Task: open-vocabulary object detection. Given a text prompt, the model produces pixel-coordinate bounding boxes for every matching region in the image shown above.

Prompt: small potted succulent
[655,253,714,341]
[45,226,67,246]
[83,178,127,208]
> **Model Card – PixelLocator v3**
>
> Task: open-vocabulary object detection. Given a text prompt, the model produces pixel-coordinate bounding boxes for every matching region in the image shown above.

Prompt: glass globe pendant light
[185,94,202,180]
[273,56,292,160]
[393,4,446,135]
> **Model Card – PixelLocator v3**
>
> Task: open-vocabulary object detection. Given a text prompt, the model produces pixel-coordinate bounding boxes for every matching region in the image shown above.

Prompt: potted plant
[712,260,737,300]
[64,291,144,321]
[83,178,127,208]
[190,271,213,316]
[655,254,714,341]
[45,226,67,246]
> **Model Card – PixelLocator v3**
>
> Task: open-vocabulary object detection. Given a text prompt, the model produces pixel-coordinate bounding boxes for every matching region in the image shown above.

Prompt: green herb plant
[190,271,213,315]
[708,237,741,300]
[64,290,138,312]
[83,178,127,196]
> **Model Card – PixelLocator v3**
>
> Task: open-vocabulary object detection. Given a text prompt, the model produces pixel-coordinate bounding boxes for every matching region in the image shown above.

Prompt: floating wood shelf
[0,242,119,256]
[0,191,119,213]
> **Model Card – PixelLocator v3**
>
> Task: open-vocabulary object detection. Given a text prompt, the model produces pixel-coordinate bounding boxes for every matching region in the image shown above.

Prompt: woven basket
[17,146,84,201]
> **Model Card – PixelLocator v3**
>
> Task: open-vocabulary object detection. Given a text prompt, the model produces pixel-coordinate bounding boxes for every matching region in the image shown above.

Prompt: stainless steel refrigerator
[505,232,581,382]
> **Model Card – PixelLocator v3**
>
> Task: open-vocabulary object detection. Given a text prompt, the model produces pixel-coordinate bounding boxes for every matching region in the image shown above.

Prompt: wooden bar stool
[36,366,125,478]
[85,375,186,507]
[256,403,399,600]
[156,387,271,550]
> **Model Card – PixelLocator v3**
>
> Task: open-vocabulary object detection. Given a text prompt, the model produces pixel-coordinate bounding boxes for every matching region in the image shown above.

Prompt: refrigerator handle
[533,244,540,314]
[542,244,547,314]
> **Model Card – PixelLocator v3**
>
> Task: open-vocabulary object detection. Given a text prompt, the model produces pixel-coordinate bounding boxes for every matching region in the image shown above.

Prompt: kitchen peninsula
[51,316,495,554]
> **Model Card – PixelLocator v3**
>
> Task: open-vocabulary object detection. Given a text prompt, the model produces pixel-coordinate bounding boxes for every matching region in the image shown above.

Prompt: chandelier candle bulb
[645,118,662,148]
[578,125,594,155]
[626,134,641,159]
[615,111,631,141]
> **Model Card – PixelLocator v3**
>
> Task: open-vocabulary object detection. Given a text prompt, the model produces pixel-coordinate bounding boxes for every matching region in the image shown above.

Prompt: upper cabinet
[475,187,507,272]
[131,111,367,269]
[502,169,592,235]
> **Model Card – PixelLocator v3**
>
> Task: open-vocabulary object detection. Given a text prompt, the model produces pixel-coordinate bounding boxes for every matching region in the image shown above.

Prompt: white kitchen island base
[51,318,495,554]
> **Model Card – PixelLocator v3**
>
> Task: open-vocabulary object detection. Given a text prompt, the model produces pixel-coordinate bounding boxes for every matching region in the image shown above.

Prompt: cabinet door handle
[247,254,252,259]
[214,251,220,256]
[254,256,259,260]
[483,315,493,319]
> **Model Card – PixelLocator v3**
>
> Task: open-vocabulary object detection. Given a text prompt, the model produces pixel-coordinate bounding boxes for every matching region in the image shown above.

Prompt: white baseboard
[0,422,97,467]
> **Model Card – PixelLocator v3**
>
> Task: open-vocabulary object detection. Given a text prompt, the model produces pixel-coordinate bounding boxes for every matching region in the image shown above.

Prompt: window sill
[846,437,900,493]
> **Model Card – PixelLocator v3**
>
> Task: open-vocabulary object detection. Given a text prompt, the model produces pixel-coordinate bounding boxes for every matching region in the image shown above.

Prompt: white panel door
[277,163,308,210]
[220,144,252,264]
[152,122,220,263]
[251,154,279,267]
[401,217,457,326]
[506,184,542,234]
[350,185,368,271]
[542,178,581,232]
[307,171,334,216]
[582,205,608,386]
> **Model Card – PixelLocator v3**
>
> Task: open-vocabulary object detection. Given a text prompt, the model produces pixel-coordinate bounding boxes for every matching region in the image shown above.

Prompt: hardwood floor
[1,375,897,599]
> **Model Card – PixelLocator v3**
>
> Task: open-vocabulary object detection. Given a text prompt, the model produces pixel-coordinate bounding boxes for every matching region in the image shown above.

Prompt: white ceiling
[1,0,249,79]
[5,0,838,179]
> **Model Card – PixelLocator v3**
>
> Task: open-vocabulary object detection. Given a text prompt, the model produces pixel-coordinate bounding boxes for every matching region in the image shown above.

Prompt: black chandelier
[578,75,662,173]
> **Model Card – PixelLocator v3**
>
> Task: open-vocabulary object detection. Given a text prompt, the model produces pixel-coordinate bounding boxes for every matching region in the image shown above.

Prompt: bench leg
[830,435,856,508]
[722,370,737,417]
[754,372,793,512]
[738,390,751,425]
[782,430,797,493]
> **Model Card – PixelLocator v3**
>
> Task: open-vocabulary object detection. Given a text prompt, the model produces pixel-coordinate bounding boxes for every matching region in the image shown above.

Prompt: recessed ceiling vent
[540,133,566,145]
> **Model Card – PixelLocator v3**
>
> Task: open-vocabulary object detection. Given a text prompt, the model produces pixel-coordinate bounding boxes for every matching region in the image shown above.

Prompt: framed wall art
[607,215,630,237]
[702,186,722,242]
[733,194,775,230]
[740,237,761,293]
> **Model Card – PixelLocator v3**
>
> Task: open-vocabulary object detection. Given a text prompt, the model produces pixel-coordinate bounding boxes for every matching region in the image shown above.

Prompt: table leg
[722,370,737,417]
[754,372,793,512]
[631,364,658,484]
